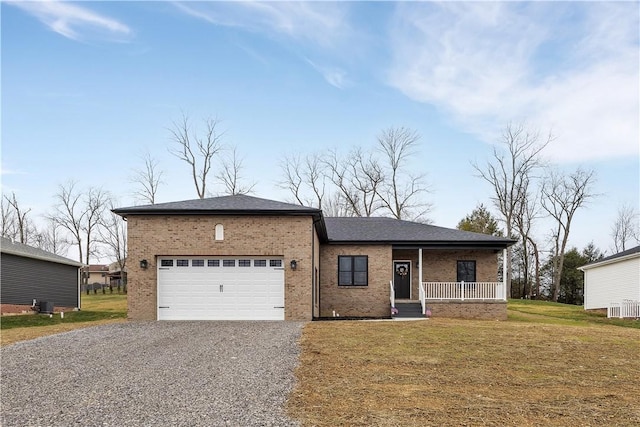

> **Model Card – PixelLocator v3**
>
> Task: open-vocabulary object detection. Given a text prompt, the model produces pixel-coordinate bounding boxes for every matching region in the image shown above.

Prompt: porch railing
[608,300,640,319]
[421,282,506,301]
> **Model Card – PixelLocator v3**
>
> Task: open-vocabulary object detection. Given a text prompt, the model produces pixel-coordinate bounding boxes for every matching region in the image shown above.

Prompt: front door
[393,261,411,299]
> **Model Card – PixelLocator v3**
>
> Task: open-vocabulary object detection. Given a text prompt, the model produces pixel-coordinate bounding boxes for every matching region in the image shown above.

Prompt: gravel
[1,322,303,426]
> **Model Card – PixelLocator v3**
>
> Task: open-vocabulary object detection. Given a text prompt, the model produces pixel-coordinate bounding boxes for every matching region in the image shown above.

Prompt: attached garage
[157,256,285,320]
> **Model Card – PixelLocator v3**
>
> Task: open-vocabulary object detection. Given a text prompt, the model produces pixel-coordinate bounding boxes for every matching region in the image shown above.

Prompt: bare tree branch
[611,203,640,252]
[130,151,164,204]
[216,146,256,196]
[541,167,597,301]
[4,192,32,243]
[169,114,223,199]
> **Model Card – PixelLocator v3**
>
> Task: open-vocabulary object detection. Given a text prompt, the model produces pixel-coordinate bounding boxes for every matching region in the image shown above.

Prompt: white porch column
[418,247,423,291]
[502,248,508,301]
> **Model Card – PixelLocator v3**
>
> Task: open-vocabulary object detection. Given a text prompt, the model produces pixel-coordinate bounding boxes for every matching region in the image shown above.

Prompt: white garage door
[157,257,285,320]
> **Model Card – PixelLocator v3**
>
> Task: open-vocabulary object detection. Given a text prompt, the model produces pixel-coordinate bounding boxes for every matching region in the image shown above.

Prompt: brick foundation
[425,300,507,320]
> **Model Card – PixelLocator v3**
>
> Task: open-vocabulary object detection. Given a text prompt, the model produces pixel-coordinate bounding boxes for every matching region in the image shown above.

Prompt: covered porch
[390,246,508,319]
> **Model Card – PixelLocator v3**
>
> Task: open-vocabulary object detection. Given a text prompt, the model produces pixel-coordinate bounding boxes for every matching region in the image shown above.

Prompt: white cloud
[305,58,348,89]
[7,0,131,42]
[173,1,350,48]
[387,2,639,162]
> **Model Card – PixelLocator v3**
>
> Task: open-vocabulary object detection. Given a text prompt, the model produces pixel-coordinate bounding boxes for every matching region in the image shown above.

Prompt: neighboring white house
[578,246,640,310]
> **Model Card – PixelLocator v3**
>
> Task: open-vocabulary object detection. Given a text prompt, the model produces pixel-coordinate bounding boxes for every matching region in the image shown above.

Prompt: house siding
[393,249,499,300]
[583,257,640,310]
[126,214,314,321]
[319,244,392,317]
[0,253,80,308]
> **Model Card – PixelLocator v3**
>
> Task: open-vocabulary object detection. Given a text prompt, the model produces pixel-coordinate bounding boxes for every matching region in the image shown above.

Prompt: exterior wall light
[139,259,149,269]
[290,260,297,270]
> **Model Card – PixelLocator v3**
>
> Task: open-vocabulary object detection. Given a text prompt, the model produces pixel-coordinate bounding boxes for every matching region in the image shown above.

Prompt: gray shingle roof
[113,194,322,216]
[324,217,516,247]
[0,237,83,267]
[579,245,640,270]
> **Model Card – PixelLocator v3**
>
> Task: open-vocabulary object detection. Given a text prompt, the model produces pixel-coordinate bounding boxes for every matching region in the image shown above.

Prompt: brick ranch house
[113,195,516,321]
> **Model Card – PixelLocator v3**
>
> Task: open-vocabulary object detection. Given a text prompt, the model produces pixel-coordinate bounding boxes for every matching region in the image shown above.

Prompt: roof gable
[0,237,83,267]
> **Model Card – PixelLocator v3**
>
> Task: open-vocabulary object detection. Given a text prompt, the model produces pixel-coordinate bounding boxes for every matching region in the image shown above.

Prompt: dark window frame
[223,259,235,267]
[176,259,189,267]
[338,255,368,287]
[254,260,267,267]
[192,259,205,267]
[456,260,477,283]
[160,260,174,267]
[208,260,220,267]
[269,259,282,268]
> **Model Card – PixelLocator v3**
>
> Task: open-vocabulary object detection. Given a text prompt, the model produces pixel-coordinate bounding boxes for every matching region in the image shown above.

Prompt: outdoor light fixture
[139,259,149,269]
[290,260,297,270]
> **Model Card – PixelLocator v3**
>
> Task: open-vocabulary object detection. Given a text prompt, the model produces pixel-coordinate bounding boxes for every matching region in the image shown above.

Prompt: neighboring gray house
[1,237,83,309]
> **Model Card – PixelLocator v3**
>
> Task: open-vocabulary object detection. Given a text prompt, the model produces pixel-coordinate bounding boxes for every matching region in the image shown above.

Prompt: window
[338,256,368,286]
[192,259,204,267]
[238,259,251,267]
[161,260,174,267]
[254,260,267,267]
[456,261,476,282]
[223,259,235,267]
[176,259,189,267]
[270,259,282,267]
[215,224,224,241]
[208,260,220,267]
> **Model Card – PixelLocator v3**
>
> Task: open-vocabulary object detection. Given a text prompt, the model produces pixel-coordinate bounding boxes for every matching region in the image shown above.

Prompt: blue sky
[2,1,639,261]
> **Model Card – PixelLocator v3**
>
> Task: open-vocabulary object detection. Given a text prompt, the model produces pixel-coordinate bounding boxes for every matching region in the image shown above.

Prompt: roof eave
[1,248,84,267]
[112,208,323,217]
[327,239,516,249]
[578,252,640,271]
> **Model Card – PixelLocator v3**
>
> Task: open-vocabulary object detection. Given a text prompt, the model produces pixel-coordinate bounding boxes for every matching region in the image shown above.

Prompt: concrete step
[393,302,424,318]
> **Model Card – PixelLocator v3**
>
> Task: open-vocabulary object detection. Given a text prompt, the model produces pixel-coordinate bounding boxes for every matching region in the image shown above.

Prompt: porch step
[393,302,424,318]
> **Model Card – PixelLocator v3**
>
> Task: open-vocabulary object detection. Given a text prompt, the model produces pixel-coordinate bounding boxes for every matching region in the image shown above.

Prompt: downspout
[311,219,315,320]
[502,248,508,301]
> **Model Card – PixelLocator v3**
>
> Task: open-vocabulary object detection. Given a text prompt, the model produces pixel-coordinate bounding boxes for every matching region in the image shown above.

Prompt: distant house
[81,264,110,292]
[0,237,83,309]
[578,246,640,311]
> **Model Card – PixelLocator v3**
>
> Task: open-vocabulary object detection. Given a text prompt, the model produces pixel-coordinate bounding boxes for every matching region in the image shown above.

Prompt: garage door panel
[158,257,284,320]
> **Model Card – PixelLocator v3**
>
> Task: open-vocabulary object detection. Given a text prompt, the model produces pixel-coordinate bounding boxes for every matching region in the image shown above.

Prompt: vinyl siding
[583,257,640,309]
[1,253,80,308]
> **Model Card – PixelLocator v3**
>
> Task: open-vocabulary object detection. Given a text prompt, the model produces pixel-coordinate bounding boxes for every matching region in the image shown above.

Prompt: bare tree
[4,192,33,243]
[1,195,18,240]
[130,151,164,205]
[169,114,224,199]
[376,127,430,221]
[611,204,639,252]
[324,148,383,216]
[50,181,108,266]
[279,153,328,209]
[541,167,597,301]
[216,146,256,196]
[473,123,551,297]
[99,199,127,291]
[33,217,70,255]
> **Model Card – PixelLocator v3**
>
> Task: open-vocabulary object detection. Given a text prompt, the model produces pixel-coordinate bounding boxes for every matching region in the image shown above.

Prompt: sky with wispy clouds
[2,1,639,260]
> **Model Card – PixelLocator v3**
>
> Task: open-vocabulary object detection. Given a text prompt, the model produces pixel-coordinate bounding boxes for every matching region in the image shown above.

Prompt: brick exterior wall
[319,245,392,317]
[126,215,315,321]
[426,301,507,320]
[393,249,500,300]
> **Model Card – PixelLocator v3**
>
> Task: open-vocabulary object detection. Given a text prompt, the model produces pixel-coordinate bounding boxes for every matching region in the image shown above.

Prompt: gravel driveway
[1,322,303,426]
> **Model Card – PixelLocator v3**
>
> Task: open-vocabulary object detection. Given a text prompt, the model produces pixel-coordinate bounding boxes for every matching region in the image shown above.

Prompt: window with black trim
[176,259,189,267]
[223,259,235,267]
[161,260,174,267]
[238,259,251,267]
[192,259,204,267]
[208,260,220,267]
[338,255,368,286]
[270,260,282,267]
[254,260,267,267]
[456,260,476,282]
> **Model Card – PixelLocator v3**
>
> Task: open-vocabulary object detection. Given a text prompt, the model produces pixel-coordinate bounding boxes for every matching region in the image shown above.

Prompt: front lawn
[288,302,640,426]
[0,293,127,346]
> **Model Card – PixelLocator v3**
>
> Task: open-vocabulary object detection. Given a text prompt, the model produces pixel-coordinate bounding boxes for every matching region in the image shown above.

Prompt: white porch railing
[421,282,506,301]
[608,300,640,318]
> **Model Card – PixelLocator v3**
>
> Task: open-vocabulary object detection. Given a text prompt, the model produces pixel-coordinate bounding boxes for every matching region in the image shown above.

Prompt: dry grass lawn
[287,318,640,426]
[1,293,127,346]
